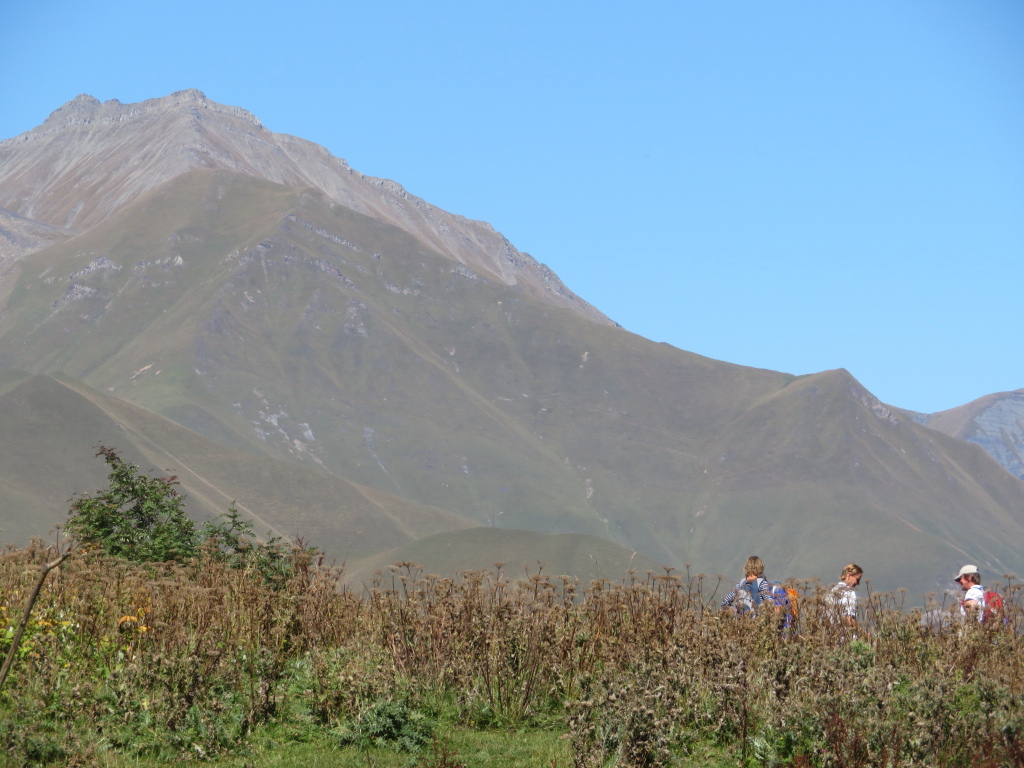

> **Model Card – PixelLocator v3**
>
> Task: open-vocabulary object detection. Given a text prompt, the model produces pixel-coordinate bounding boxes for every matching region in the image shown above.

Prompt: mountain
[912,390,1024,482]
[0,91,1022,598]
[0,90,607,325]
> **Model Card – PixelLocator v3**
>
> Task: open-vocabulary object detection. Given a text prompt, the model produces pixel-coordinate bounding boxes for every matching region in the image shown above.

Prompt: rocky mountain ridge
[913,390,1024,482]
[0,90,609,324]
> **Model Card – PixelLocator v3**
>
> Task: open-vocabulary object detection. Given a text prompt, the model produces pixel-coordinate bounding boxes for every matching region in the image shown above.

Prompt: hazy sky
[3,1,1022,413]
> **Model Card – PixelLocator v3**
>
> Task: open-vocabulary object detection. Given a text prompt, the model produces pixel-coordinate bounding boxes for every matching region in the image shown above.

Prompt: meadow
[0,539,1023,768]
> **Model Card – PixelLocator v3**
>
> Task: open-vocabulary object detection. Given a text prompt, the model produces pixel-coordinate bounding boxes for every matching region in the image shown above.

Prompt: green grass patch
[72,727,572,768]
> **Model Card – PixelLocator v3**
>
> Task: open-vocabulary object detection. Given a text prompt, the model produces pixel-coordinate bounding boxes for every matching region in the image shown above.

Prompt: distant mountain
[0,368,664,582]
[0,91,1021,598]
[913,390,1024,482]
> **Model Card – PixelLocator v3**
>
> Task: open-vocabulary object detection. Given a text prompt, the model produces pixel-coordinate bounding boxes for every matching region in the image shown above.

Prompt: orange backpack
[768,581,799,627]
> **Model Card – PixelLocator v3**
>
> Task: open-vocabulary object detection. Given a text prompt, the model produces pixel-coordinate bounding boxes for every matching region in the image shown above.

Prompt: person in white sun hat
[954,564,986,622]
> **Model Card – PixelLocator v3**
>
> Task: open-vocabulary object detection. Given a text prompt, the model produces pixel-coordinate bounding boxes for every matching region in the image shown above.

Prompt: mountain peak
[33,93,104,132]
[33,90,262,136]
[60,93,103,111]
[0,92,610,323]
[170,87,208,100]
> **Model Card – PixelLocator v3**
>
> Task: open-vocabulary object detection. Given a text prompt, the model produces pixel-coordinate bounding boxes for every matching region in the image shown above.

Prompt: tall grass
[1,544,1023,767]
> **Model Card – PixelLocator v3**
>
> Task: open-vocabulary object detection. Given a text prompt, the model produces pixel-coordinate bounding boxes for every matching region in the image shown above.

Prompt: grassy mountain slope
[0,370,476,559]
[0,207,74,264]
[0,171,797,556]
[697,369,1024,591]
[0,169,1022,597]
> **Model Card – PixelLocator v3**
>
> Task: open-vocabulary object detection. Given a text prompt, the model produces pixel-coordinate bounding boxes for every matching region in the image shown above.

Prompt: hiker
[770,580,800,635]
[955,564,986,621]
[826,563,863,629]
[720,555,772,614]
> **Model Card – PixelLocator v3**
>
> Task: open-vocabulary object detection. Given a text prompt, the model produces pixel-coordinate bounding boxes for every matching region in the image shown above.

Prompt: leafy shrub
[66,446,196,562]
[199,505,311,590]
[339,699,434,752]
[67,446,316,589]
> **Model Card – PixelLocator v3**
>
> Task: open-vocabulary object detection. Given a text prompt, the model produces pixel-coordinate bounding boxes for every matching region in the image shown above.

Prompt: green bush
[339,699,434,753]
[66,446,196,563]
[66,446,315,589]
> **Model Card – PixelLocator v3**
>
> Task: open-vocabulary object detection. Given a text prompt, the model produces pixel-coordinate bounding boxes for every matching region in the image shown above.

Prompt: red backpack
[983,591,1004,624]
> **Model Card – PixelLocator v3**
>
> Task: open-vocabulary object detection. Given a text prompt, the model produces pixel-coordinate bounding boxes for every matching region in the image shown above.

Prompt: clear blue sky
[3,1,1022,413]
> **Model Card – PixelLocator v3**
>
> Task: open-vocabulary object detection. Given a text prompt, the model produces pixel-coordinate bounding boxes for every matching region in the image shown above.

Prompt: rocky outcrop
[922,390,1024,481]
